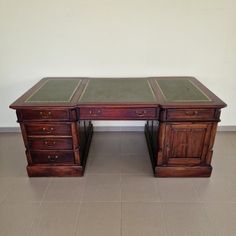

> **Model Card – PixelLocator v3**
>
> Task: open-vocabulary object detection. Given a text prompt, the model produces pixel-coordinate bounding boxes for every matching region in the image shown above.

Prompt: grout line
[73,202,82,236]
[39,178,52,206]
[26,179,52,236]
[74,175,87,235]
[159,202,170,236]
[191,179,203,202]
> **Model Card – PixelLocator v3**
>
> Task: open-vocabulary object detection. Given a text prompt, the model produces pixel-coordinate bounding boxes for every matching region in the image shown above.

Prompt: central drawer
[79,107,157,120]
[28,137,73,150]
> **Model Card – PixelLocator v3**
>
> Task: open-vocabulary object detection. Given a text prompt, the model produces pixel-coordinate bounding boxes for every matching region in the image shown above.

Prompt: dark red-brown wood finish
[10,77,226,177]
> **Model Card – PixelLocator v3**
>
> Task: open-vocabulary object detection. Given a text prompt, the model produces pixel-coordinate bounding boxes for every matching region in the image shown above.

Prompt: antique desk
[10,77,226,177]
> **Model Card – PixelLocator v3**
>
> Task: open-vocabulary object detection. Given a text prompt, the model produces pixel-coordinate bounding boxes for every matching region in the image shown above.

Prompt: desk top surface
[10,77,226,109]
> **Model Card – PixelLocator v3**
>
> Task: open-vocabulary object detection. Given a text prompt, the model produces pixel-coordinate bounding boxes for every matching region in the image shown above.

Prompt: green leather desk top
[155,78,211,102]
[79,78,156,104]
[10,76,226,109]
[26,79,81,103]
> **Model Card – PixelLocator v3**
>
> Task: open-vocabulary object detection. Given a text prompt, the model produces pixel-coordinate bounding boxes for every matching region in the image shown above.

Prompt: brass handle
[96,109,102,114]
[47,155,59,161]
[44,141,56,147]
[135,110,147,117]
[89,109,102,116]
[185,110,198,116]
[39,111,52,119]
[42,127,54,134]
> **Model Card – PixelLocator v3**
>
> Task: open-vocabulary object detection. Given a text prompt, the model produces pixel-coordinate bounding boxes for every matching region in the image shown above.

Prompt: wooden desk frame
[10,77,226,177]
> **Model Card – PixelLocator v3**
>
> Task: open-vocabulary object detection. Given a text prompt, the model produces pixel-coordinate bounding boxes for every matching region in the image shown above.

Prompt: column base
[155,165,212,177]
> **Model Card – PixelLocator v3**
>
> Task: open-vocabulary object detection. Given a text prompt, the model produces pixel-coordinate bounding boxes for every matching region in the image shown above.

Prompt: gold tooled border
[155,79,211,102]
[79,79,156,103]
[25,79,82,103]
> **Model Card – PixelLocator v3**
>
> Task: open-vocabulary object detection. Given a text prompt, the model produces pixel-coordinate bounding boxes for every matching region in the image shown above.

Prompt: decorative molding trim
[1,126,236,133]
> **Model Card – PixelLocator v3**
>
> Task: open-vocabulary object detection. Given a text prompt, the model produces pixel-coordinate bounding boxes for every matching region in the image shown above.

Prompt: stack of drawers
[16,108,83,176]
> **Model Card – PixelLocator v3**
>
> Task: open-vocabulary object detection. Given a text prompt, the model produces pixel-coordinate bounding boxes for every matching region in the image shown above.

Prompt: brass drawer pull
[135,110,147,116]
[47,155,59,161]
[39,111,52,119]
[44,141,56,147]
[185,111,198,116]
[42,127,54,134]
[96,109,102,115]
[89,109,102,115]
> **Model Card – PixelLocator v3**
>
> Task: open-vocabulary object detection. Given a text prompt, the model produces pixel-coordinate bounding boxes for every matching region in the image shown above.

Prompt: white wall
[0,0,235,127]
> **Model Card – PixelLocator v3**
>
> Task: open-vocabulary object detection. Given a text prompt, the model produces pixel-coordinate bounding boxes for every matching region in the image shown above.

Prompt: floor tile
[82,174,121,202]
[122,202,167,236]
[30,202,79,236]
[0,131,236,236]
[86,153,122,174]
[121,175,160,202]
[192,176,236,202]
[121,132,148,154]
[0,133,27,177]
[4,177,50,203]
[157,178,200,202]
[0,178,15,203]
[121,154,152,175]
[163,203,215,236]
[90,132,122,154]
[43,177,85,202]
[0,203,39,236]
[76,202,121,236]
[214,132,235,156]
[205,202,236,236]
[211,153,236,177]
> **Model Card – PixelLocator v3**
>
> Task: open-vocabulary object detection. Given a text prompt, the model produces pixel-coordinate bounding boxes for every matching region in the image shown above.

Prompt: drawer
[30,151,74,164]
[25,123,71,136]
[28,138,73,150]
[166,109,215,121]
[20,109,70,121]
[79,107,157,120]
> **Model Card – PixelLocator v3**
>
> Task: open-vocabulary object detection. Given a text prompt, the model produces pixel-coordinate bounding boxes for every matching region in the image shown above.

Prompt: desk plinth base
[27,165,85,177]
[155,166,212,177]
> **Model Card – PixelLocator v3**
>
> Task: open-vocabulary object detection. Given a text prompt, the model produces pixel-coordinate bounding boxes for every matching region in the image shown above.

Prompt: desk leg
[78,120,93,174]
[145,120,159,175]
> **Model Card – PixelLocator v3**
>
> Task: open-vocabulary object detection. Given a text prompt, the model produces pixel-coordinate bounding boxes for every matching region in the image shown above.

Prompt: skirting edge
[0,125,235,133]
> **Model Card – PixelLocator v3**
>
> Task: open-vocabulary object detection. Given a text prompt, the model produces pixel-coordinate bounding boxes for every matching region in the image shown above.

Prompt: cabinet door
[164,123,212,165]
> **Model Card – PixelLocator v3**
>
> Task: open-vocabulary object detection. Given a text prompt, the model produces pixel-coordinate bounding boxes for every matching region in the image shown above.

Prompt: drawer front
[20,109,70,121]
[166,109,215,121]
[80,107,157,120]
[30,151,74,164]
[25,123,71,136]
[28,138,73,150]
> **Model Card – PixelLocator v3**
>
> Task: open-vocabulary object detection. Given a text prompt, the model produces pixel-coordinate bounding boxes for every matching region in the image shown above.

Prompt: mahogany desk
[10,77,226,177]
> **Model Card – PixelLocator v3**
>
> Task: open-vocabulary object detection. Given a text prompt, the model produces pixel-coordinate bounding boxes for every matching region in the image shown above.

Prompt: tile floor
[0,131,235,236]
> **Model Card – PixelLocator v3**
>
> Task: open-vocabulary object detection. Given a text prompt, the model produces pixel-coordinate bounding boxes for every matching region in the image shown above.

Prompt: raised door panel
[165,123,212,165]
